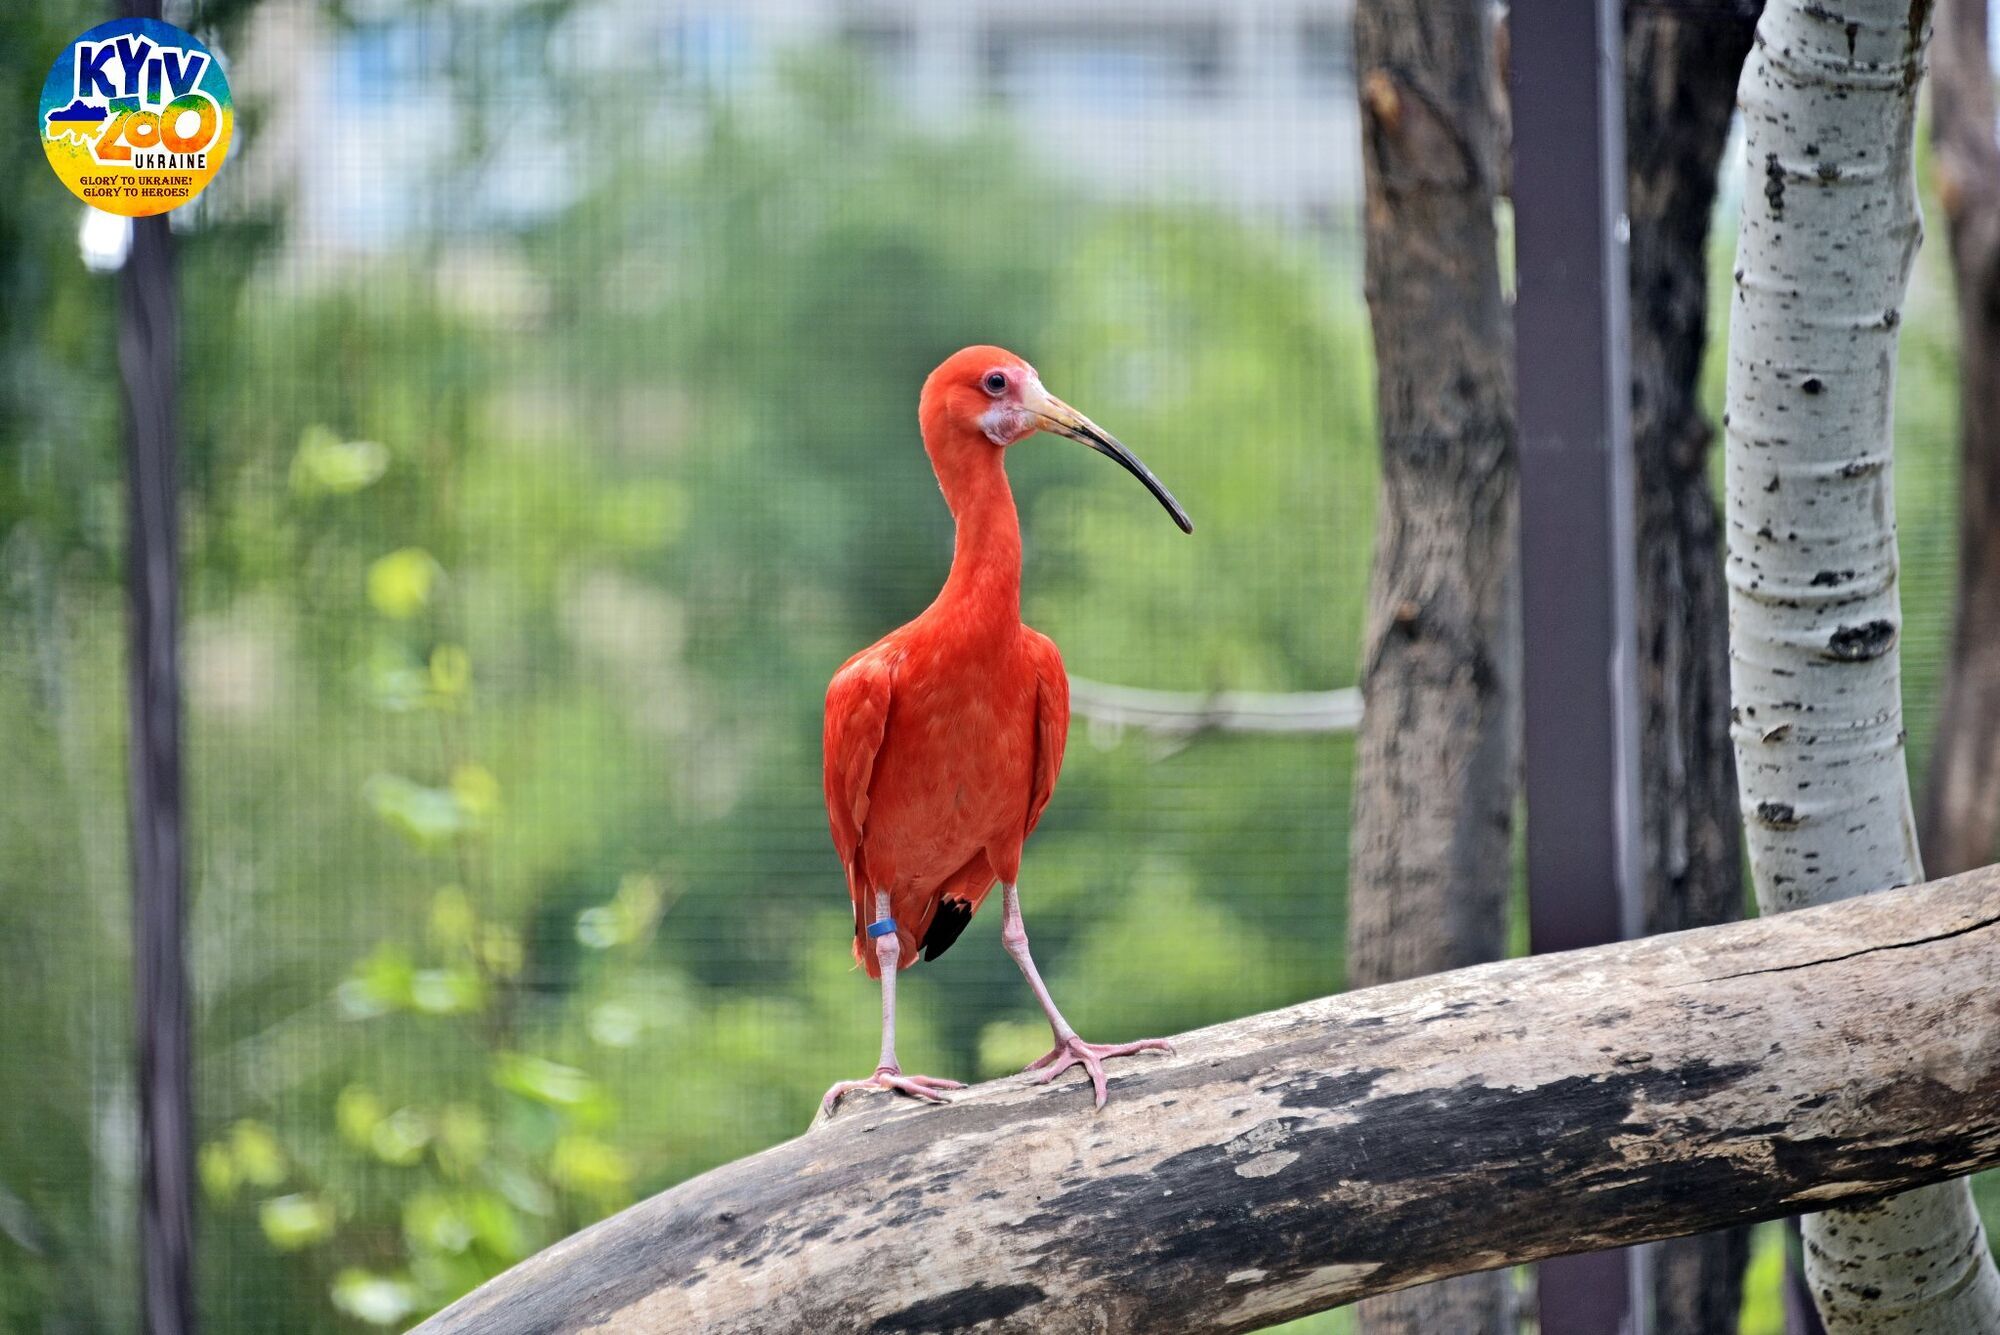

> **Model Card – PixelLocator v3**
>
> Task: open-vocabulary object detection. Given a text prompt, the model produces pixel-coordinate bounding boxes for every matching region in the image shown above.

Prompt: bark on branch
[415,866,2000,1335]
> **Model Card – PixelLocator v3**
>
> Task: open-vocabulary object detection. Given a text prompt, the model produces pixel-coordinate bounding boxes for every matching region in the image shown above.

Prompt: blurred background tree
[0,1,1989,1331]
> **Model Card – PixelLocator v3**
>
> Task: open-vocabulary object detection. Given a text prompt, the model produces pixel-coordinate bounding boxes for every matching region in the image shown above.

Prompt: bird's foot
[1025,1035,1173,1109]
[820,1066,964,1115]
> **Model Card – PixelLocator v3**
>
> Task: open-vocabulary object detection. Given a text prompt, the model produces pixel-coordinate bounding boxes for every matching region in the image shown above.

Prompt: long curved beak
[1029,390,1194,534]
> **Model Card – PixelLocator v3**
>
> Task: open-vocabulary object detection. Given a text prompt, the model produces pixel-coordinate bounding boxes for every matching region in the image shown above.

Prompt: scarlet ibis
[821,346,1192,1114]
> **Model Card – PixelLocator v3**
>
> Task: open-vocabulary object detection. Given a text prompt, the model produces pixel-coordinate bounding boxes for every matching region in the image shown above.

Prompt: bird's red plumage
[822,348,1073,978]
[817,346,1187,1114]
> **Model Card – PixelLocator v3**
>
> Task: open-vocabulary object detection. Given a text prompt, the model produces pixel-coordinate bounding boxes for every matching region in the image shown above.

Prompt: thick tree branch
[416,867,2000,1335]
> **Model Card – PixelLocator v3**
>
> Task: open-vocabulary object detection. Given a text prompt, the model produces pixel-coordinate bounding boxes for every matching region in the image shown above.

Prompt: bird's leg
[1001,883,1172,1109]
[999,883,1080,1043]
[821,892,965,1115]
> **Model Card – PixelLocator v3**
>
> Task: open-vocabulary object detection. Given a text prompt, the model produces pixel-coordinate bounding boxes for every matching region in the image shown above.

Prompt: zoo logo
[40,18,233,218]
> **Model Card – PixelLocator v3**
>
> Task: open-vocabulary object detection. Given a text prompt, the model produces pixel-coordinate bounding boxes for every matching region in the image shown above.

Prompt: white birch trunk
[1726,1,2000,1329]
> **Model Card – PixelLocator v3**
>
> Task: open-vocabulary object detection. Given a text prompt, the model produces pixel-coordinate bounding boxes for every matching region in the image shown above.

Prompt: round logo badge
[40,18,233,218]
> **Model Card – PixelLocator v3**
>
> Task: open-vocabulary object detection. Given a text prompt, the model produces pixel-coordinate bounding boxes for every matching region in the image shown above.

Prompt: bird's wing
[1023,629,1070,838]
[823,644,897,899]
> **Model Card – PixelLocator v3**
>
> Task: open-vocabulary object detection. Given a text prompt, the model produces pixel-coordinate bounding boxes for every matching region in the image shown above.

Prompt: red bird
[821,346,1192,1113]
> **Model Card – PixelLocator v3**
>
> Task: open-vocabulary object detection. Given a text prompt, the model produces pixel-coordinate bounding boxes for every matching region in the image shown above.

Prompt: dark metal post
[122,207,194,1334]
[1511,2,1648,1332]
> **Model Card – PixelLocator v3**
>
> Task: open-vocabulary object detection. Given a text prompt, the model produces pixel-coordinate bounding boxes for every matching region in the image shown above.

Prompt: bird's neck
[935,445,1022,628]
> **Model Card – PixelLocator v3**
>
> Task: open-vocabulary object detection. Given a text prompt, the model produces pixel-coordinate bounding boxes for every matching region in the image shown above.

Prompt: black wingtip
[921,896,976,961]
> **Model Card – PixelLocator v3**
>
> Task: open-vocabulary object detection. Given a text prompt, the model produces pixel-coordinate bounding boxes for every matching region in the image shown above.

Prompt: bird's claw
[1025,1035,1174,1109]
[821,1066,964,1115]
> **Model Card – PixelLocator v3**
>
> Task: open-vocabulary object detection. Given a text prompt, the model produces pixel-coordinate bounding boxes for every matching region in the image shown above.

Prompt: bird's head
[919,345,1193,533]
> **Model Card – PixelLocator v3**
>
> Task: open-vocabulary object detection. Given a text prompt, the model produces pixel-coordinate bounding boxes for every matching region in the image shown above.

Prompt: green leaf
[258,1193,334,1251]
[369,1107,432,1166]
[492,1164,555,1218]
[197,1141,237,1202]
[411,967,484,1015]
[230,1120,288,1187]
[586,1001,642,1048]
[576,874,665,949]
[492,1053,600,1110]
[365,548,442,620]
[330,1269,420,1327]
[574,905,623,950]
[335,1085,385,1147]
[434,1103,489,1175]
[337,943,415,1018]
[363,774,470,845]
[291,426,389,496]
[428,884,477,947]
[403,1191,474,1254]
[1739,1223,1790,1335]
[464,1190,528,1258]
[478,923,524,978]
[448,764,500,819]
[550,1134,631,1198]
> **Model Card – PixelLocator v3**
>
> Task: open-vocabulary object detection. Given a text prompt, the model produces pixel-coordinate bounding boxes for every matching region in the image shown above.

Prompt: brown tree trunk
[1925,0,2000,879]
[1623,2,1762,1329]
[1346,2,1517,1331]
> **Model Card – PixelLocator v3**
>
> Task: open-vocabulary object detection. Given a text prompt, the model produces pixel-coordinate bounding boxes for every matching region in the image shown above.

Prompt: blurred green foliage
[4,43,1375,1329]
[2,1,136,1327]
[0,17,1988,1335]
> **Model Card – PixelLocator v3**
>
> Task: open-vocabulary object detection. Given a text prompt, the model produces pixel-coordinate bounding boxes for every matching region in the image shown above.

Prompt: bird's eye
[982,371,1009,395]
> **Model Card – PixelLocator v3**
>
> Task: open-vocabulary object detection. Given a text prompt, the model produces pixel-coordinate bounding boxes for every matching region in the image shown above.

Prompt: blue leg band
[866,917,899,939]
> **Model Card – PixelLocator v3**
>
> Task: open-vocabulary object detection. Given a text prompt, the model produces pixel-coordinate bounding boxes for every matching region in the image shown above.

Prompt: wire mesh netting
[0,1,1984,1332]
